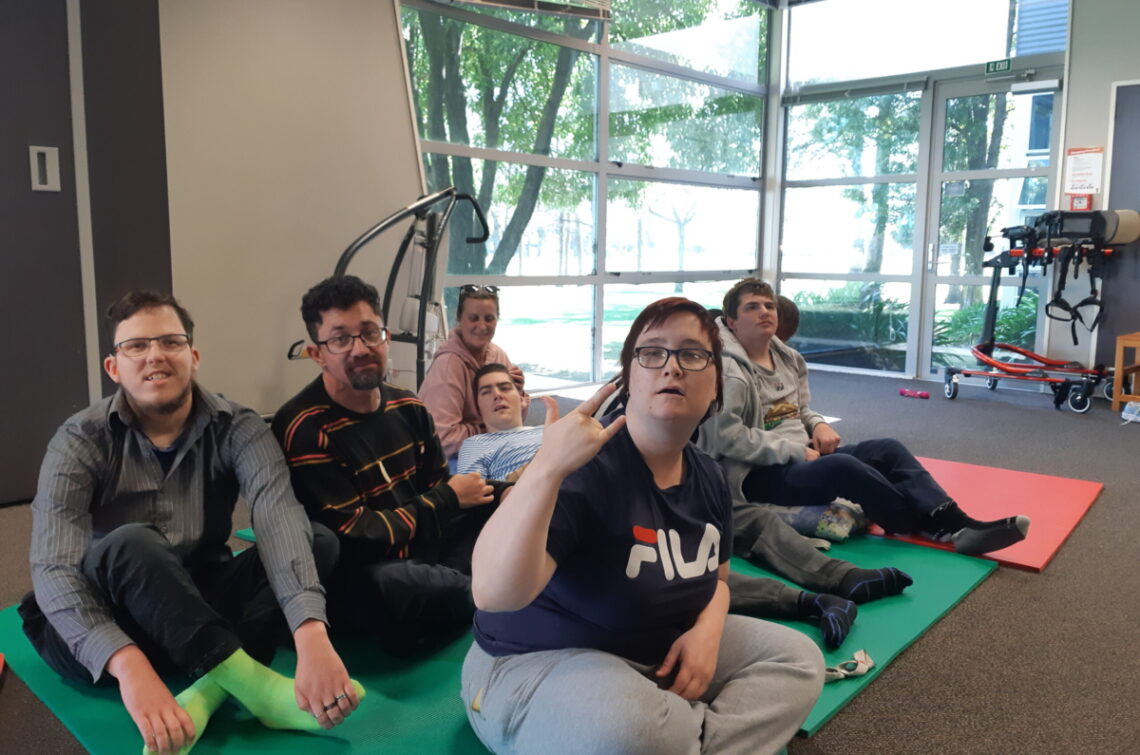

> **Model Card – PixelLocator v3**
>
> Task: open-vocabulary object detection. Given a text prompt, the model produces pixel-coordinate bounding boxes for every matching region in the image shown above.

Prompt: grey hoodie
[697,317,826,509]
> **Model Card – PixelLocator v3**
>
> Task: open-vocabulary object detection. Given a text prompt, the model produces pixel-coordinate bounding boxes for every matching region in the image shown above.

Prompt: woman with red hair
[462,297,823,755]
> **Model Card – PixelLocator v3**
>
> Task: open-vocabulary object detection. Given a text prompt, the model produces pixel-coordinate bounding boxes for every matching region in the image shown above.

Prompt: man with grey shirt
[20,291,362,755]
[698,278,1030,557]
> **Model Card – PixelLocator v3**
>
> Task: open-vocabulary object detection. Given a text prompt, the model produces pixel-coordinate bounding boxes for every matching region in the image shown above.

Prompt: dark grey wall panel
[0,0,89,504]
[1098,83,1140,367]
[81,0,172,394]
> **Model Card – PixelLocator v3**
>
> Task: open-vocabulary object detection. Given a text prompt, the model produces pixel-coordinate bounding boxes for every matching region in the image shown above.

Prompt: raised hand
[539,395,560,426]
[531,383,626,480]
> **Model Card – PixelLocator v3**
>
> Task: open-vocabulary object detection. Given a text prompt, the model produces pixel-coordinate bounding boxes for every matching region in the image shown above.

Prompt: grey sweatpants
[460,615,824,755]
[734,503,856,599]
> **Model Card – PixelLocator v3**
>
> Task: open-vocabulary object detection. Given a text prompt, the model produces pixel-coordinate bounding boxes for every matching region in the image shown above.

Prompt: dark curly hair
[301,275,382,342]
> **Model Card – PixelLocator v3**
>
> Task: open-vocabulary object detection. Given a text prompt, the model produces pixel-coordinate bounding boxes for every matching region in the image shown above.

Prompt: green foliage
[789,93,920,271]
[790,283,908,346]
[932,289,1038,349]
[403,3,770,277]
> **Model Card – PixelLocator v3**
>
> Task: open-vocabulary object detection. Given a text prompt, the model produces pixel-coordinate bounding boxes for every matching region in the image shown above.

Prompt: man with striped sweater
[273,276,503,653]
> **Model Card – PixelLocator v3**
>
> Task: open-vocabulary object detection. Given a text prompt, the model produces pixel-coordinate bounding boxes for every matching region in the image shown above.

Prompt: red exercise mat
[868,457,1102,571]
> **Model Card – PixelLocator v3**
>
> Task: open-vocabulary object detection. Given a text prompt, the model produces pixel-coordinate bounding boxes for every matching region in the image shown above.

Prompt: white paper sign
[1065,147,1104,194]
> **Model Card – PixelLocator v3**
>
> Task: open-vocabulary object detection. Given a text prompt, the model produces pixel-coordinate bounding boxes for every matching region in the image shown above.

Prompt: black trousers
[329,505,494,654]
[20,521,338,684]
[742,437,950,534]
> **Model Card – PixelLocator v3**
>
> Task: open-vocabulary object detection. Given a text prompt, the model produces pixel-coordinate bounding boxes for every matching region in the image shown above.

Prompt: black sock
[923,500,974,539]
[798,592,857,649]
[836,567,913,604]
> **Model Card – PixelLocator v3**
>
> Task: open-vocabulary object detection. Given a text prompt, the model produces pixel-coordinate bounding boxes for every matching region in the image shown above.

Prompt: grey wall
[1099,84,1140,367]
[0,0,88,503]
[159,0,425,412]
[1050,0,1140,364]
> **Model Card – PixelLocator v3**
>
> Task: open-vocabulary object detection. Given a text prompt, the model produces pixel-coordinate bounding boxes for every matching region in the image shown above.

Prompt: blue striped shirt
[457,426,545,481]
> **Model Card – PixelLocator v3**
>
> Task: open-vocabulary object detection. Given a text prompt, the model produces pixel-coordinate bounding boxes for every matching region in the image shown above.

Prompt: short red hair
[617,297,724,414]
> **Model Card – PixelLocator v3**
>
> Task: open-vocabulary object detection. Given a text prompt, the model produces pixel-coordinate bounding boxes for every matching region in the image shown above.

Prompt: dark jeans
[742,438,950,534]
[20,521,338,684]
[329,505,494,654]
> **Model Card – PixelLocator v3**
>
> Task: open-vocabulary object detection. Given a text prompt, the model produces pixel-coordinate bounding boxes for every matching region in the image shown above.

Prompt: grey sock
[951,515,1031,555]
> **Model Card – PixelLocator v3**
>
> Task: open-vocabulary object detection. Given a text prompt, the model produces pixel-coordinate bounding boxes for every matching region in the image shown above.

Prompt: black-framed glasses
[316,326,389,354]
[113,334,191,359]
[633,346,714,372]
[459,284,499,297]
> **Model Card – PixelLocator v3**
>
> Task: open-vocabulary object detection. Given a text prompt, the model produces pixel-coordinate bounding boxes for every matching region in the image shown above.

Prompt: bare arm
[470,387,625,612]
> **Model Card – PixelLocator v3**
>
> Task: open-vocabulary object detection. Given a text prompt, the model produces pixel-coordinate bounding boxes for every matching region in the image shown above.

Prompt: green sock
[204,649,364,731]
[143,677,228,755]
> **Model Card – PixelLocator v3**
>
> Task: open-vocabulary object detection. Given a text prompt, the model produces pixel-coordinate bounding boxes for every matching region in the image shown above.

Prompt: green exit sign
[986,58,1012,74]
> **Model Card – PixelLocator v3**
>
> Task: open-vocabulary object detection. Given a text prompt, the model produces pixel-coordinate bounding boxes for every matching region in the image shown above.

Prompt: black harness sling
[1045,240,1109,346]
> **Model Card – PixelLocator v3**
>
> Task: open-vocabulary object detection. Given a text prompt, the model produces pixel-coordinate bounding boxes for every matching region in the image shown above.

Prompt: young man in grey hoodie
[698,278,1030,557]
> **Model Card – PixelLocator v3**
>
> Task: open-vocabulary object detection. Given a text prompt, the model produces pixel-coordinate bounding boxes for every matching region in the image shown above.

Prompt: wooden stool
[1112,331,1140,411]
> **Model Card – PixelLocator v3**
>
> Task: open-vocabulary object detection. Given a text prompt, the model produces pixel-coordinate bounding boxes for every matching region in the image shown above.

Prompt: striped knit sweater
[272,377,459,559]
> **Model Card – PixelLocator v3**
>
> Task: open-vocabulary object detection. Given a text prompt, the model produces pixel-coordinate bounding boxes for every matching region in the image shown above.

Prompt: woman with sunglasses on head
[420,285,528,460]
[462,297,824,755]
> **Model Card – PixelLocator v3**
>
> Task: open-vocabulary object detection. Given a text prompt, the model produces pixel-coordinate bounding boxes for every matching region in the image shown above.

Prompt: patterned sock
[798,592,857,649]
[205,649,365,732]
[837,567,913,604]
[143,677,228,755]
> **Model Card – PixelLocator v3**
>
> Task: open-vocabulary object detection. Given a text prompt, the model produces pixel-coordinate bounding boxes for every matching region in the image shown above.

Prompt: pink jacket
[419,330,523,457]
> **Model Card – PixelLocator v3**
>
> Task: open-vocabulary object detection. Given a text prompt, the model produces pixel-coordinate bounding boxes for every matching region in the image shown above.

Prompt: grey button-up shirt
[29,386,326,681]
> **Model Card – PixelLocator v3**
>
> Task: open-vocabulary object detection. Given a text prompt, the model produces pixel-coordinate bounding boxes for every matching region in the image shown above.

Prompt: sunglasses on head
[459,285,499,296]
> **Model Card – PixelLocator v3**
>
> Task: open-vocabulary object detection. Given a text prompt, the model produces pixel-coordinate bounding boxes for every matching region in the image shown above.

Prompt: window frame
[402,0,772,386]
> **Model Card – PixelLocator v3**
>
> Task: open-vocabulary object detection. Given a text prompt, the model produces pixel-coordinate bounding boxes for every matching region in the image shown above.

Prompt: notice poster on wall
[1065,146,1104,194]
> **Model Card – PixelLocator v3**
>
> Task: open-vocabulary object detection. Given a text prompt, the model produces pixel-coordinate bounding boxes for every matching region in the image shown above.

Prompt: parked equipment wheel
[1067,387,1092,413]
[944,378,958,399]
[985,377,999,391]
[1102,378,1115,401]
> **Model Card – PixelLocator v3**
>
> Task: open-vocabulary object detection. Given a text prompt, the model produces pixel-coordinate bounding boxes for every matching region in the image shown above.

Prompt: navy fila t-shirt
[473,424,733,665]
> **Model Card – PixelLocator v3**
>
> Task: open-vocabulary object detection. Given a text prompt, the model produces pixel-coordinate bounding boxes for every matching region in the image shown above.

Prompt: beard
[346,358,383,390]
[153,381,195,415]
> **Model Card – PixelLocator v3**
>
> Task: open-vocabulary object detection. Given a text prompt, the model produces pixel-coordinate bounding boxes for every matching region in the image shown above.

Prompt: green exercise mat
[731,534,996,735]
[0,534,993,751]
[0,607,484,754]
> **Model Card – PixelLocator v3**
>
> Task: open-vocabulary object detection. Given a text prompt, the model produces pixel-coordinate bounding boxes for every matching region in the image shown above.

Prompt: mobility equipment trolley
[942,209,1140,412]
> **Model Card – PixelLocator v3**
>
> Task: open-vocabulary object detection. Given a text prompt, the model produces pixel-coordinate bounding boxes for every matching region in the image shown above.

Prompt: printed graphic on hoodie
[764,400,798,431]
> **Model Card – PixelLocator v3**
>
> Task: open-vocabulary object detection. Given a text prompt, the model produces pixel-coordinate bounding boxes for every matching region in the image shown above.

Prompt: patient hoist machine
[942,209,1140,412]
[287,187,490,388]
